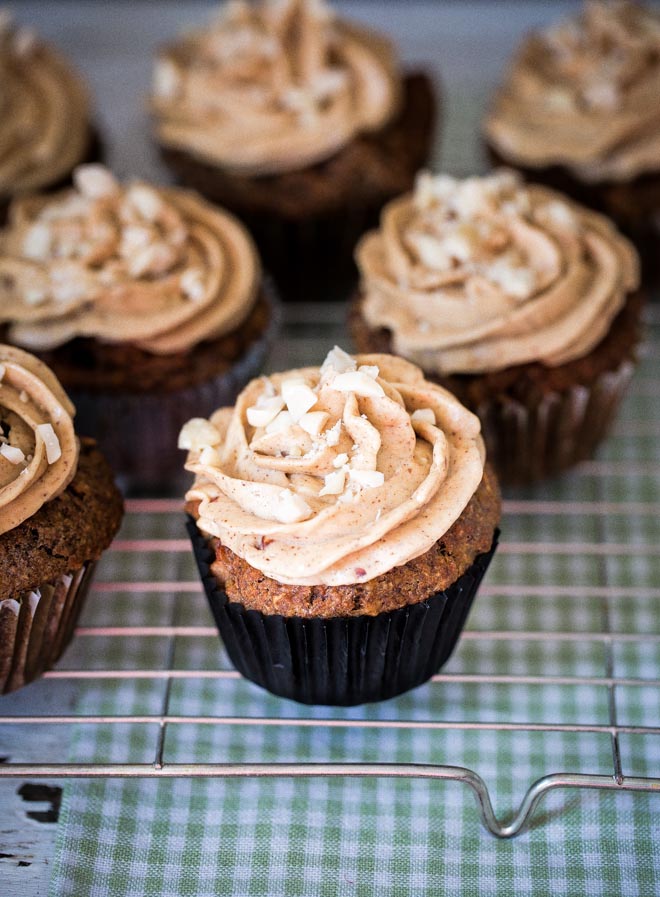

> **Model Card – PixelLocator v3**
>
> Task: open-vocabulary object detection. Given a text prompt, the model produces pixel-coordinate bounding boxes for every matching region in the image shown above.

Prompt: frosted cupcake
[350,170,642,484]
[151,0,436,300]
[183,348,499,705]
[0,165,279,490]
[0,344,123,694]
[484,0,660,281]
[0,11,99,224]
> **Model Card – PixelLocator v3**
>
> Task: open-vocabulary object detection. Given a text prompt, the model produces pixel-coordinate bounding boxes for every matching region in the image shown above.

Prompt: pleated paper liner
[187,518,499,706]
[0,562,96,694]
[476,359,635,485]
[66,283,281,493]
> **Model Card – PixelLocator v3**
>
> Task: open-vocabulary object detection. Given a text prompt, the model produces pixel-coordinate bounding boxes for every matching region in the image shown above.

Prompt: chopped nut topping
[178,418,222,450]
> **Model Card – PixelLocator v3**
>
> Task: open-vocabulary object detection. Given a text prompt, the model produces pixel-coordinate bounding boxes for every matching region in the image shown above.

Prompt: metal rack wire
[1,305,659,839]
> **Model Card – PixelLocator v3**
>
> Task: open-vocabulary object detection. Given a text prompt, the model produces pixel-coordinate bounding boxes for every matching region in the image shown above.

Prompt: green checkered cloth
[49,323,660,897]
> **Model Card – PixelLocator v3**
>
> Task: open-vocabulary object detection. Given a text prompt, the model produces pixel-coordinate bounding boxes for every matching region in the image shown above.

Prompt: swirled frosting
[0,343,78,535]
[183,347,485,586]
[356,170,639,375]
[0,165,260,355]
[0,11,91,197]
[484,0,660,183]
[151,0,401,176]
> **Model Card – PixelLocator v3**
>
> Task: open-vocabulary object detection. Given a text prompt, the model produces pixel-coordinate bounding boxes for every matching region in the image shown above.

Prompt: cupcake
[350,170,642,485]
[0,11,100,225]
[483,0,660,282]
[0,164,279,491]
[150,0,436,301]
[0,344,123,694]
[183,347,500,706]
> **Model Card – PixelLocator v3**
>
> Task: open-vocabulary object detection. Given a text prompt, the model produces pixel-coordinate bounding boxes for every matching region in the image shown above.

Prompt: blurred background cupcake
[483,0,660,284]
[350,169,643,485]
[0,10,101,226]
[183,347,499,705]
[0,344,123,694]
[150,0,436,302]
[0,164,279,492]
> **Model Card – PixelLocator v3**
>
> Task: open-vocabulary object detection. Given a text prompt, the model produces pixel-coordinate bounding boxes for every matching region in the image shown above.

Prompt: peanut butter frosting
[151,0,401,176]
[0,165,260,355]
[0,343,78,535]
[183,347,485,586]
[0,11,91,198]
[484,0,660,183]
[356,170,639,375]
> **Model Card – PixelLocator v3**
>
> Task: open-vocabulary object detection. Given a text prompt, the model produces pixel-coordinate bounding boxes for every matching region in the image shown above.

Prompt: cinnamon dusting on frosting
[0,165,260,354]
[485,0,660,182]
[183,348,485,586]
[0,344,78,535]
[0,11,91,197]
[356,170,639,375]
[150,0,401,176]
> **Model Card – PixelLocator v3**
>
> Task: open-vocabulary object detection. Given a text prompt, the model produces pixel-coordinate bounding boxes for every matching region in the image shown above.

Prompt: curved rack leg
[2,763,659,837]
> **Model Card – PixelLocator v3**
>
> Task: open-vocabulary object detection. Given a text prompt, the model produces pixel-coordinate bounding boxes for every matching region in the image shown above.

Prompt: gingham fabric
[48,316,660,897]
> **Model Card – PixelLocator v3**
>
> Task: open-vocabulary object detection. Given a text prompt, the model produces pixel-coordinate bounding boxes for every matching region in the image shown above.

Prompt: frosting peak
[356,170,639,374]
[184,348,485,586]
[484,1,660,182]
[151,0,401,175]
[0,11,91,197]
[0,166,260,354]
[0,344,78,535]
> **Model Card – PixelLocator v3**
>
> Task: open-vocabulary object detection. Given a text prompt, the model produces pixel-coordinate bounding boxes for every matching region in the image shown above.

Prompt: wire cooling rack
[0,303,659,839]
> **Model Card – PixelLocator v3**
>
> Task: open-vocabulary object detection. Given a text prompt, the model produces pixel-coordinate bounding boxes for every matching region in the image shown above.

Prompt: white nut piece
[246,395,285,429]
[281,379,317,421]
[199,445,223,467]
[332,452,348,468]
[178,418,222,450]
[298,410,329,437]
[265,409,294,435]
[348,469,385,489]
[36,423,61,464]
[273,489,313,524]
[153,58,181,99]
[73,165,120,200]
[319,469,346,497]
[320,346,356,376]
[180,268,206,302]
[331,371,385,398]
[127,184,163,222]
[358,365,379,379]
[0,443,26,465]
[22,223,52,260]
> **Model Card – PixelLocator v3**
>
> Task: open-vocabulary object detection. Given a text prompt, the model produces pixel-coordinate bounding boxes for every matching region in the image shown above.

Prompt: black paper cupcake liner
[187,518,499,706]
[0,562,96,694]
[67,285,281,493]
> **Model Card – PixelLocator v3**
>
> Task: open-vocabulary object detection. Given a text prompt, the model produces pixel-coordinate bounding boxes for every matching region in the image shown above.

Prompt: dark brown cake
[0,439,124,596]
[188,464,499,619]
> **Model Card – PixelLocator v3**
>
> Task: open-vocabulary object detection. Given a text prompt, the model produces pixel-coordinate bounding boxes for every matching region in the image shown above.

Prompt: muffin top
[150,0,401,176]
[0,12,91,199]
[484,0,660,182]
[0,165,260,354]
[356,170,639,375]
[0,343,78,535]
[182,347,485,586]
